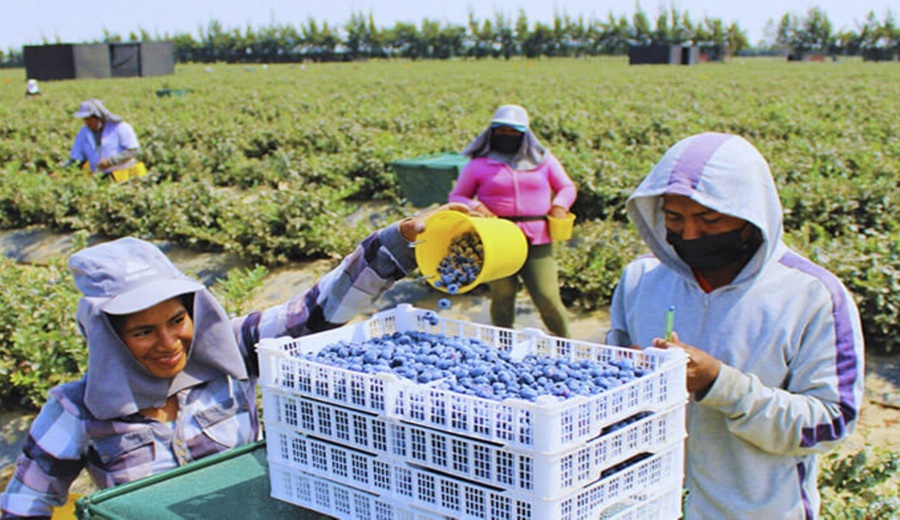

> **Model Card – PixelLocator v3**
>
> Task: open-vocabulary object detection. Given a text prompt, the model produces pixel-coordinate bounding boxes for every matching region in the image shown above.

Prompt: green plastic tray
[390,152,469,207]
[76,441,330,519]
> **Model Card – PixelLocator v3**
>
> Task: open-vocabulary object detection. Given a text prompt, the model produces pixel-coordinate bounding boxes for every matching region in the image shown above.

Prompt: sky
[2,0,896,51]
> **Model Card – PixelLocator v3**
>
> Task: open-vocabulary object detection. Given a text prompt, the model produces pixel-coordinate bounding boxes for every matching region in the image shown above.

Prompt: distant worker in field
[25,79,41,97]
[65,98,144,181]
[449,104,577,337]
[0,203,470,518]
[606,132,865,518]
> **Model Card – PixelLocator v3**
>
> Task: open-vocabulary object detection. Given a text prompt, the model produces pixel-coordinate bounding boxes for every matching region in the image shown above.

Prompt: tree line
[149,7,752,64]
[1,6,898,67]
[768,7,899,59]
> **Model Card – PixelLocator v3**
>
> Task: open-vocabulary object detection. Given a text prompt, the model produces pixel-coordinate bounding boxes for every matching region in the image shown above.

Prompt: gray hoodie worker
[607,132,864,519]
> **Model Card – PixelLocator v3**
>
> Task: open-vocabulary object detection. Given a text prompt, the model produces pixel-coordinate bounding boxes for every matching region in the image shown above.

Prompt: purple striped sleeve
[246,226,412,342]
[779,251,859,447]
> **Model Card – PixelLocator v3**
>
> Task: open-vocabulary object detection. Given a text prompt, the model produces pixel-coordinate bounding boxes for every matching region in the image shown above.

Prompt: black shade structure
[137,41,175,76]
[628,44,700,65]
[24,42,174,81]
[24,44,111,80]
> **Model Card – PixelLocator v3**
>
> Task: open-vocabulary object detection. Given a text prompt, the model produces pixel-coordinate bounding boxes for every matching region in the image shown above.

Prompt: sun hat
[461,104,548,169]
[73,99,101,118]
[490,104,529,132]
[72,98,123,122]
[69,237,205,315]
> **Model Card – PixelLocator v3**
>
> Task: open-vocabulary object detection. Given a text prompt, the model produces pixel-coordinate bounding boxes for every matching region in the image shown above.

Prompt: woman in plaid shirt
[1,206,467,519]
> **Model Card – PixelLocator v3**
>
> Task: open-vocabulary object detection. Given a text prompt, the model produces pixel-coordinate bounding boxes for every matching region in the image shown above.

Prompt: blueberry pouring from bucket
[414,211,528,295]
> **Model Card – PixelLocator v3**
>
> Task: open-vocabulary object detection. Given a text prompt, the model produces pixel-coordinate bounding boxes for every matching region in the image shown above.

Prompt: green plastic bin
[155,89,189,98]
[390,152,469,207]
[75,442,329,519]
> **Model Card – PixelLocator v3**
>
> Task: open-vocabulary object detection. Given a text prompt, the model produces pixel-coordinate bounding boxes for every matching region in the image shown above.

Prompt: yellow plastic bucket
[547,213,575,241]
[52,493,80,519]
[415,211,527,294]
[110,161,148,183]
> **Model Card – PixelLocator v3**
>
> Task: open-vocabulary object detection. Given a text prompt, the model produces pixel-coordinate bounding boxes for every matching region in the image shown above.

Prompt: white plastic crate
[263,386,685,500]
[601,484,683,520]
[269,464,450,520]
[257,304,687,454]
[267,427,684,520]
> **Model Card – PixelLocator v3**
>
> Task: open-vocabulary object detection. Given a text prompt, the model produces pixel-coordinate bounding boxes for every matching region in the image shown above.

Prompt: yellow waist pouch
[547,213,576,241]
[110,162,148,182]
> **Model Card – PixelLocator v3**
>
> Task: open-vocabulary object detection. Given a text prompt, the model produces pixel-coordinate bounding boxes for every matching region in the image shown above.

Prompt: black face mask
[665,224,762,271]
[490,133,523,155]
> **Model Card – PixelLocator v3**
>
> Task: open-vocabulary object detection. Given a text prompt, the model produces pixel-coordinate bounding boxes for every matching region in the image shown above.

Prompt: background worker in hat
[448,104,577,337]
[0,203,469,518]
[64,98,141,177]
[24,79,41,97]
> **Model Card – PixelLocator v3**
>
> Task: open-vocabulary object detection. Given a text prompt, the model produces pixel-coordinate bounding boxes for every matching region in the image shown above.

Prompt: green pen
[665,305,675,342]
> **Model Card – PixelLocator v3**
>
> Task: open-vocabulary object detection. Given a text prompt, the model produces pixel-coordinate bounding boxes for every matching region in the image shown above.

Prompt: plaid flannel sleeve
[1,393,86,519]
[234,222,416,374]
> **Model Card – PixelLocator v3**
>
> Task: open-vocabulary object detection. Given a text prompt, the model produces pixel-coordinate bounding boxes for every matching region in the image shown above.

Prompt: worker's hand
[472,203,496,218]
[548,205,568,219]
[652,331,720,395]
[399,203,472,241]
[97,158,112,170]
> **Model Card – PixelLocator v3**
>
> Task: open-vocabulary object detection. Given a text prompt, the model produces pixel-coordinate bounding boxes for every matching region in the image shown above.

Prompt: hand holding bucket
[414,211,527,294]
[398,202,472,241]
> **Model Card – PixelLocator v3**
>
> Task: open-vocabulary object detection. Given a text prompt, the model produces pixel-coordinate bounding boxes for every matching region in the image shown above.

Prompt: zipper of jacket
[510,164,522,215]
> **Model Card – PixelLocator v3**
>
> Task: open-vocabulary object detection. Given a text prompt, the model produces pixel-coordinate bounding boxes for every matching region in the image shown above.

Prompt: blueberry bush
[0,58,897,512]
[1,58,895,354]
[819,448,900,519]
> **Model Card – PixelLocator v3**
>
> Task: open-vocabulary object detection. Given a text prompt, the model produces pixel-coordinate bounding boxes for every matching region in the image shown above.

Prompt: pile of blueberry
[433,231,484,294]
[302,330,647,402]
[600,452,652,479]
[601,411,652,436]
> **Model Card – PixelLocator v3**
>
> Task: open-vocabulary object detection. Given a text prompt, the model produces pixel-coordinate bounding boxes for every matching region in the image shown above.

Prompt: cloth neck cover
[77,289,248,420]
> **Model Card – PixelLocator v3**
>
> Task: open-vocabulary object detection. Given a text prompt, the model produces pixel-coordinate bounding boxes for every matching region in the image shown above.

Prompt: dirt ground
[842,355,900,455]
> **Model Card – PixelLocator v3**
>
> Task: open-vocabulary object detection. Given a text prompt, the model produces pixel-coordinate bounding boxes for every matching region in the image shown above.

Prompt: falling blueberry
[438,298,451,310]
